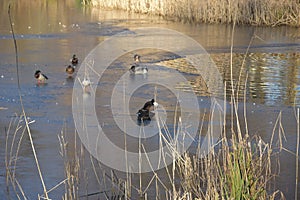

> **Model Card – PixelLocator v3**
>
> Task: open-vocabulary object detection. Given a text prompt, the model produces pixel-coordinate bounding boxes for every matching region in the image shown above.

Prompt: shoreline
[86,0,300,27]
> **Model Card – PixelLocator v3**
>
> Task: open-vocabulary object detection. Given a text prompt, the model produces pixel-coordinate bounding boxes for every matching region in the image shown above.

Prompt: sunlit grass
[85,0,300,26]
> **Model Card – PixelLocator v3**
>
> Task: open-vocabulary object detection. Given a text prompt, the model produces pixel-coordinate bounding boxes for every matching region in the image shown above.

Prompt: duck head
[134,54,141,62]
[34,70,41,79]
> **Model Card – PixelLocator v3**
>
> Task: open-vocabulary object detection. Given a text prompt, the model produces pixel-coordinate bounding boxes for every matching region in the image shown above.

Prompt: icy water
[0,1,300,199]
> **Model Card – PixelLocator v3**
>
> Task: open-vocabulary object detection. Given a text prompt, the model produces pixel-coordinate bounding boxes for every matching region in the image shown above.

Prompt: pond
[0,1,299,199]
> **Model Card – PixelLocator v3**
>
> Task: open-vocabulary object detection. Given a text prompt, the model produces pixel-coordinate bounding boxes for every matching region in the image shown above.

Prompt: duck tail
[43,74,48,80]
[136,109,142,116]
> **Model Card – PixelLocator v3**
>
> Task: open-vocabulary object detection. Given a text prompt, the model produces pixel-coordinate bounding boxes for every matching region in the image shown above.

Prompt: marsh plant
[85,0,300,26]
[5,97,294,199]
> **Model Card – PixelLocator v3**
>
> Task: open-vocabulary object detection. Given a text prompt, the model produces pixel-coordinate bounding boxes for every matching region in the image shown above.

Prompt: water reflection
[246,52,300,106]
[35,82,48,87]
[156,52,300,106]
[65,76,74,83]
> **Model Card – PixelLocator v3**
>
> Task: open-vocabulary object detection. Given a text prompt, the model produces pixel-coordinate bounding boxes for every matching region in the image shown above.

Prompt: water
[0,1,299,199]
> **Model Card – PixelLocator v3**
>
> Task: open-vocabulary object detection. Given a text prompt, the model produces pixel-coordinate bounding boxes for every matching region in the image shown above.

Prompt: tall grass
[4,100,288,199]
[86,0,300,26]
[5,115,30,200]
[58,124,80,200]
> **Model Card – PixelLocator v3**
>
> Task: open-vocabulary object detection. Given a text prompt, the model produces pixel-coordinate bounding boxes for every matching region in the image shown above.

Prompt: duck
[66,65,75,76]
[129,65,148,74]
[80,77,92,93]
[71,54,78,65]
[137,99,158,121]
[82,78,91,88]
[129,54,148,74]
[34,70,48,84]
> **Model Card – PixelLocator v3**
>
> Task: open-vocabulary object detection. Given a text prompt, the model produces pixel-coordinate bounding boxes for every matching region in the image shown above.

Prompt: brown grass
[87,0,300,26]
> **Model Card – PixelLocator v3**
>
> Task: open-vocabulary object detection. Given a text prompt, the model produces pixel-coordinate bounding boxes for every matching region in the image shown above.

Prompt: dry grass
[4,101,289,200]
[5,115,29,200]
[175,127,283,199]
[58,124,80,200]
[87,0,300,26]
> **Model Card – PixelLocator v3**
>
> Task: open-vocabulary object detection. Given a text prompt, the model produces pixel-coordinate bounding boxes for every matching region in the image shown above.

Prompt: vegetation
[85,0,300,26]
[3,2,299,199]
[5,97,292,199]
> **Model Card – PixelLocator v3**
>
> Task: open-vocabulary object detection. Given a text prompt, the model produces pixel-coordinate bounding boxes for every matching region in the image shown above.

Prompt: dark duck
[34,70,48,84]
[129,54,148,74]
[137,99,158,122]
[71,54,78,65]
[66,65,75,76]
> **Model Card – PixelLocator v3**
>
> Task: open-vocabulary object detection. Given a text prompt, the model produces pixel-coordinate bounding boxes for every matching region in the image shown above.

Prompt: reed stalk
[5,116,28,200]
[58,125,80,200]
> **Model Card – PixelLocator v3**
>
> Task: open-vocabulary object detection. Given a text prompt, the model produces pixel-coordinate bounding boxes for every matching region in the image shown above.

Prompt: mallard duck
[71,54,78,65]
[34,70,48,84]
[129,54,148,74]
[66,65,75,76]
[137,99,158,121]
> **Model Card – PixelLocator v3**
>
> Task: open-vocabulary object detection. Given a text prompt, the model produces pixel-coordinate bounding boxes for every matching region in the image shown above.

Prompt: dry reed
[87,0,300,26]
[5,115,29,199]
[58,123,80,200]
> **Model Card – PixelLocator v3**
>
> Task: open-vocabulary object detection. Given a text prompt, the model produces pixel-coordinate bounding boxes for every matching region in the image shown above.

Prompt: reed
[86,0,300,26]
[5,105,287,199]
[5,115,29,199]
[151,93,285,199]
[58,124,80,200]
